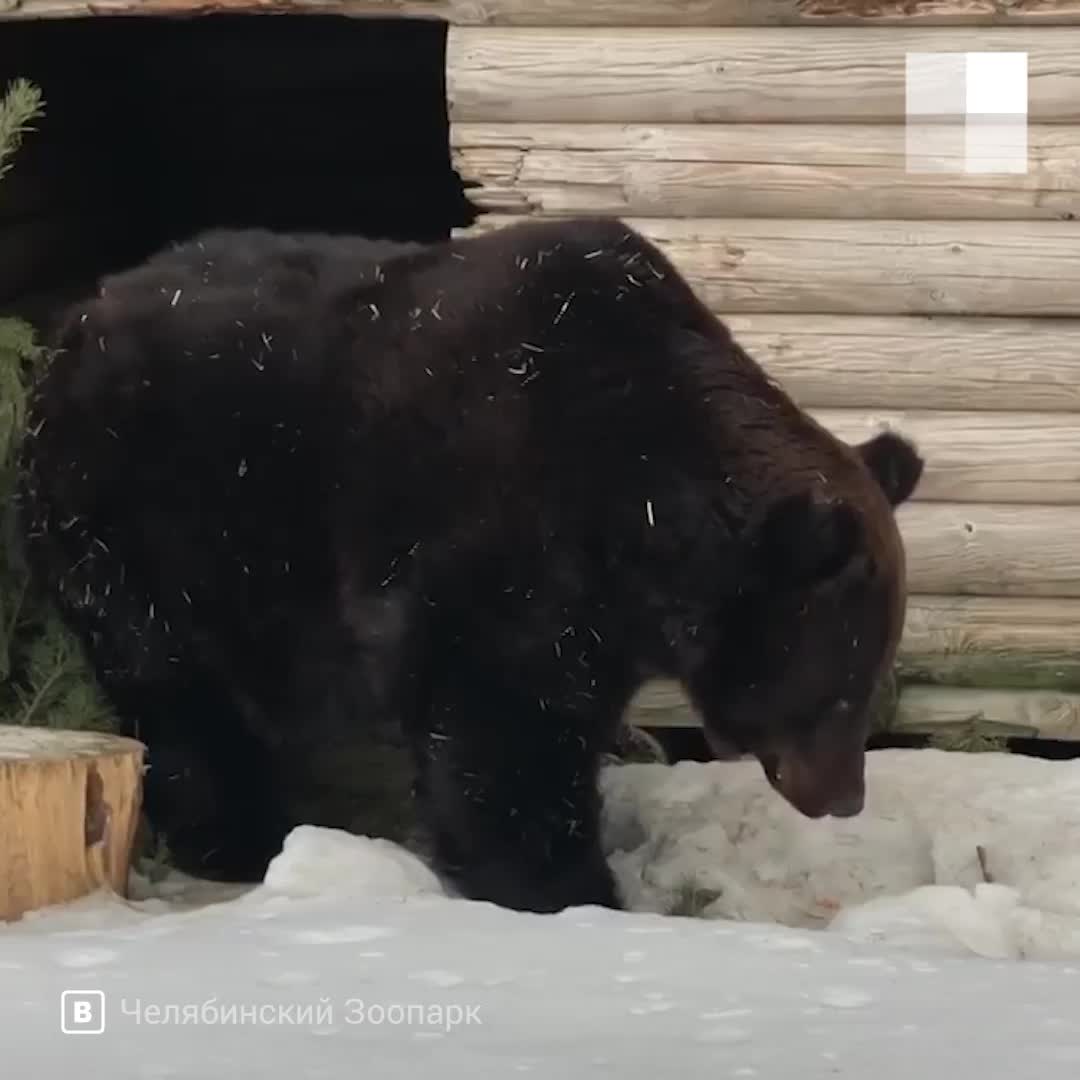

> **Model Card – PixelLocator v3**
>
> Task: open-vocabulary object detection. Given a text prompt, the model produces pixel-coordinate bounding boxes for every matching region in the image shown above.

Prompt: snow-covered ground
[3,748,1080,1076]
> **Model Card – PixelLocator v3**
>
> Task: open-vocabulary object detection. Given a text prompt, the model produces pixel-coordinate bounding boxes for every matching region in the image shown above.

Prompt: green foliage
[927,717,1010,754]
[0,77,43,184]
[0,325,40,684]
[0,78,118,735]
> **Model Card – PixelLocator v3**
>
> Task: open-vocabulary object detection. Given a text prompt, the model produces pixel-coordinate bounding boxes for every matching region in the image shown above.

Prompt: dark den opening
[1,13,472,330]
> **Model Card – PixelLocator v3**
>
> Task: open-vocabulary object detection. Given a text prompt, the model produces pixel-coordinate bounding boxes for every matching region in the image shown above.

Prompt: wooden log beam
[813,410,1080,506]
[893,685,1080,742]
[626,680,1080,742]
[453,123,1080,222]
[0,726,144,921]
[462,215,1080,316]
[900,503,1080,599]
[903,595,1080,660]
[447,28,1080,124]
[7,0,1080,24]
[724,315,1080,413]
[900,595,1080,690]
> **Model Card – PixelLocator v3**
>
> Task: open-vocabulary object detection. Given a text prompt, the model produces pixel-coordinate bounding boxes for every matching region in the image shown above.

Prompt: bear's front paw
[447,850,622,914]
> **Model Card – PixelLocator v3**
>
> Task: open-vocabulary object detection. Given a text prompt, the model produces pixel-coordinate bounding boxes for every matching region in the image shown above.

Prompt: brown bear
[17,217,923,912]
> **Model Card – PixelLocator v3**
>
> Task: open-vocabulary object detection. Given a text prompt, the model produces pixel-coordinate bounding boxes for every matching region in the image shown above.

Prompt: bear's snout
[817,789,865,819]
[762,741,866,820]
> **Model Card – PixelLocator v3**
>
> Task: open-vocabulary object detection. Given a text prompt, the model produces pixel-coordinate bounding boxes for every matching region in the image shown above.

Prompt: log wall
[447,29,1080,124]
[446,11,1080,743]
[9,1,1080,24]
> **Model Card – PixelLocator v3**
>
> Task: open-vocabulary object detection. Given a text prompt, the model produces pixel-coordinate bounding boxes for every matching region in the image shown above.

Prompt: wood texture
[901,595,1080,690]
[903,595,1080,661]
[7,0,1080,23]
[900,503,1080,598]
[454,124,1080,221]
[0,726,144,921]
[725,315,1080,412]
[447,28,1080,124]
[626,679,1080,741]
[815,409,1080,506]
[893,685,1080,741]
[461,215,1080,316]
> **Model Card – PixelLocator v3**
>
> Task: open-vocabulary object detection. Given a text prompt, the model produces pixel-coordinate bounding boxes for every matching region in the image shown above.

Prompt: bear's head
[682,429,923,820]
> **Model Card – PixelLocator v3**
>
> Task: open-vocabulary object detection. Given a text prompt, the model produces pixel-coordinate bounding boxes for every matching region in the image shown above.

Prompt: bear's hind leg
[109,677,295,882]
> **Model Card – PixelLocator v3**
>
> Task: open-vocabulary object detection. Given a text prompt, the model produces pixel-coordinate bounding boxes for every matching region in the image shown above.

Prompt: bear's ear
[751,490,862,588]
[857,431,924,507]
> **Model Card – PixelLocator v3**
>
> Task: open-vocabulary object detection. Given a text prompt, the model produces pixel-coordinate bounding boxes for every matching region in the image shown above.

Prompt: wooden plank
[0,0,437,16]
[813,410,1080,506]
[447,28,1080,124]
[627,680,1080,742]
[900,594,1080,690]
[903,595,1080,659]
[900,503,1080,598]
[724,315,1080,413]
[460,215,1080,317]
[8,0,1080,24]
[893,685,1080,741]
[453,123,1080,221]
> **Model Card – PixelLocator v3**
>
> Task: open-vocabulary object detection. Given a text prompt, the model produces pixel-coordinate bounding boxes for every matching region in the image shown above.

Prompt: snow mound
[262,825,449,901]
[600,748,1080,960]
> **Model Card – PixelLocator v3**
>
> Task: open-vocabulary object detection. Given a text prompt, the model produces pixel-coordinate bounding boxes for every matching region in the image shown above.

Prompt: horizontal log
[900,595,1080,690]
[627,680,1080,742]
[893,685,1080,742]
[814,410,1080,505]
[447,28,1080,124]
[900,503,1080,598]
[453,123,1080,221]
[725,315,1080,413]
[902,595,1080,658]
[461,215,1080,316]
[8,0,1080,24]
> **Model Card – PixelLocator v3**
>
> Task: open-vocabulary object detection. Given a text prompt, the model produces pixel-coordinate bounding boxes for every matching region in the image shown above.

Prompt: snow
[4,748,1080,1075]
[602,748,1080,961]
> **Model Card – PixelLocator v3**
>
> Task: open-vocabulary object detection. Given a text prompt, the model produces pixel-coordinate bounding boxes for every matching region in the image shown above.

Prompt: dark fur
[17,217,923,911]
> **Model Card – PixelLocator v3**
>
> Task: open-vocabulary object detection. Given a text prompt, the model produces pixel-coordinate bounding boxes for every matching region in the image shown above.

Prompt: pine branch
[0,78,44,183]
[0,87,119,735]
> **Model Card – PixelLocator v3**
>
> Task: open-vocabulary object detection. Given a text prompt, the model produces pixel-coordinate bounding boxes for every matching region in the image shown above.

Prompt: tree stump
[0,725,145,921]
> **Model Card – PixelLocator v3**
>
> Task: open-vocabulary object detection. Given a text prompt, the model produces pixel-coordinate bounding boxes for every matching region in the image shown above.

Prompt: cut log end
[0,725,145,922]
